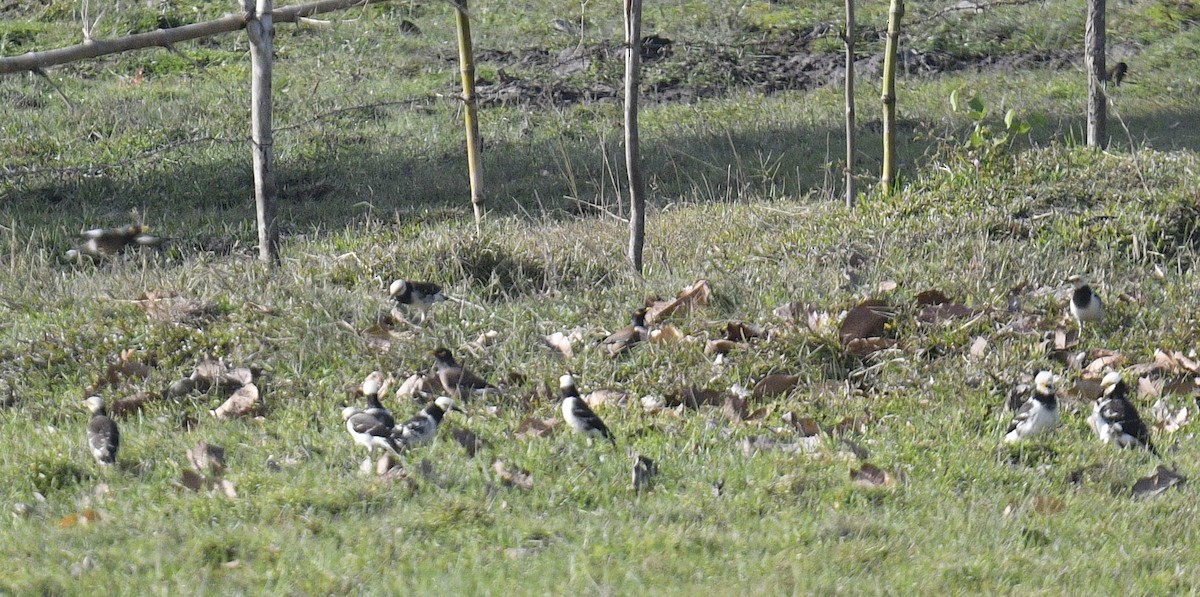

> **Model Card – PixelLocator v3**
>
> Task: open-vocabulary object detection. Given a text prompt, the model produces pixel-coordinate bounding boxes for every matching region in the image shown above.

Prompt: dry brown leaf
[541,332,575,358]
[191,357,226,390]
[1149,399,1189,433]
[914,289,952,307]
[968,336,989,358]
[845,337,897,358]
[1084,352,1126,375]
[839,300,892,343]
[1163,376,1199,396]
[109,392,158,417]
[222,368,254,388]
[1132,465,1186,499]
[493,460,534,490]
[395,373,433,399]
[1138,377,1161,399]
[585,389,626,408]
[877,280,898,292]
[668,386,726,409]
[752,374,800,398]
[850,463,893,488]
[649,324,684,343]
[705,339,738,356]
[210,383,261,419]
[831,414,870,436]
[645,279,712,323]
[725,321,765,342]
[361,324,402,351]
[515,417,556,440]
[1071,379,1104,401]
[217,479,238,499]
[782,412,822,437]
[917,303,975,324]
[57,508,100,529]
[187,442,227,476]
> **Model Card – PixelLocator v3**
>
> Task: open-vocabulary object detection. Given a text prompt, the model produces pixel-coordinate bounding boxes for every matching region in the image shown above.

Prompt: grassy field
[3,0,1200,594]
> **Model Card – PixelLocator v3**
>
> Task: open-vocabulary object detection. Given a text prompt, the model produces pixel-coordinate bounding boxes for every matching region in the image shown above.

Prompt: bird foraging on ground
[1088,371,1157,455]
[342,406,403,456]
[601,308,648,357]
[361,373,395,430]
[560,374,616,446]
[66,225,164,261]
[431,347,494,400]
[1067,274,1104,330]
[396,396,461,448]
[1004,371,1060,443]
[632,453,658,493]
[388,280,445,323]
[83,396,120,466]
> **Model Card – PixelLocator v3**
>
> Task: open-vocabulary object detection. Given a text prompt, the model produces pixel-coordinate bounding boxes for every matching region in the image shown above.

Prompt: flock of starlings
[71,226,1156,481]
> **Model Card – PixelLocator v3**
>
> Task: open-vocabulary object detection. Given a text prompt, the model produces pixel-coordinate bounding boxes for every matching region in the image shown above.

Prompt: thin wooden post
[1085,0,1107,147]
[880,0,903,196]
[454,0,485,230]
[247,0,279,264]
[843,0,856,208]
[624,0,646,274]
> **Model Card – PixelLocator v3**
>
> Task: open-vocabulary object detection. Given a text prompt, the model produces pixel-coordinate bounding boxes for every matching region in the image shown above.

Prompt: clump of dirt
[468,28,1075,108]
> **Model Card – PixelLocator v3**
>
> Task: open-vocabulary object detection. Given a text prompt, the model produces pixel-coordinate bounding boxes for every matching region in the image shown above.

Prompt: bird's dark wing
[348,412,392,437]
[1007,400,1034,433]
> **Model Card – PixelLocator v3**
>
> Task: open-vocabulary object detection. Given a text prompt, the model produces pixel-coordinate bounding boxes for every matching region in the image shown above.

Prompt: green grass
[3,0,1200,593]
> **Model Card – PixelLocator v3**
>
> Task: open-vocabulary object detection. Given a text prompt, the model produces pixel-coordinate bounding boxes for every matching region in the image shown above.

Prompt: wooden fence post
[247,0,279,264]
[454,0,485,230]
[1085,0,1107,147]
[624,0,646,275]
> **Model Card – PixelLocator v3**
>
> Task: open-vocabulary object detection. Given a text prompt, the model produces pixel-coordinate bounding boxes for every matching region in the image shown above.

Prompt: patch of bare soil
[469,28,1075,108]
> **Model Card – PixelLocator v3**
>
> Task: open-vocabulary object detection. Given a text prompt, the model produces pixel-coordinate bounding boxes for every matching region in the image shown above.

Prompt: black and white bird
[431,347,494,400]
[361,374,395,430]
[560,374,616,446]
[342,406,403,456]
[601,308,649,357]
[388,280,445,322]
[83,396,120,466]
[66,225,164,261]
[396,396,460,447]
[1067,274,1104,329]
[1004,370,1060,443]
[1088,371,1157,455]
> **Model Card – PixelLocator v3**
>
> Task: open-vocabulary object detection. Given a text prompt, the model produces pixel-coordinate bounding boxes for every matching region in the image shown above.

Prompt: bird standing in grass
[66,225,163,261]
[601,308,649,356]
[1004,371,1060,443]
[1067,274,1104,331]
[83,396,119,466]
[396,396,461,447]
[1089,371,1157,455]
[431,347,494,400]
[361,374,395,430]
[389,280,445,323]
[560,374,616,446]
[342,406,403,456]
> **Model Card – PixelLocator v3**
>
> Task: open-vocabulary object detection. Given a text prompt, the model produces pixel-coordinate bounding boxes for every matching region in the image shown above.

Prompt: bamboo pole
[0,0,390,75]
[247,0,279,264]
[1085,0,1107,147]
[624,0,646,274]
[454,0,485,230]
[880,0,903,196]
[843,0,856,208]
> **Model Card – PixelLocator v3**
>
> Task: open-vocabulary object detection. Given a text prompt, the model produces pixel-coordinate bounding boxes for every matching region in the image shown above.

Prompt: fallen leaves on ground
[782,412,822,437]
[450,428,489,457]
[89,349,152,395]
[645,279,711,324]
[58,508,101,528]
[210,383,261,419]
[839,300,892,344]
[1148,399,1189,433]
[515,417,556,439]
[542,329,583,358]
[738,435,822,456]
[109,392,159,417]
[186,442,227,477]
[752,374,800,398]
[493,460,533,490]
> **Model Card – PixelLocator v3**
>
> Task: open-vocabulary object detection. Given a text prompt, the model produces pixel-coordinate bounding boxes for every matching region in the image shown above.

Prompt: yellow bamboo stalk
[454,0,485,230]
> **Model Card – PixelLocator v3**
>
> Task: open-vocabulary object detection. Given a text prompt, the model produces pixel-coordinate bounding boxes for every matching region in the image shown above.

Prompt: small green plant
[949,89,1033,170]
